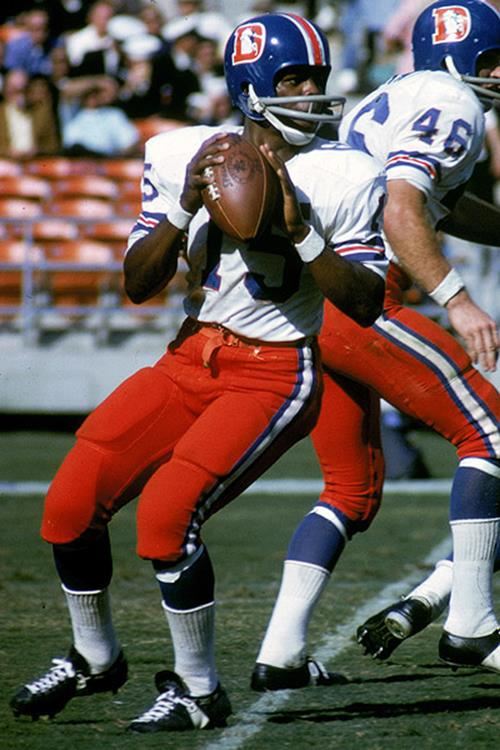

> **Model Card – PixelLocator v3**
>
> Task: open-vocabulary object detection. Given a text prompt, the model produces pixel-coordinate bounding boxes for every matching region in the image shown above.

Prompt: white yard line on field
[0,478,452,496]
[202,537,452,750]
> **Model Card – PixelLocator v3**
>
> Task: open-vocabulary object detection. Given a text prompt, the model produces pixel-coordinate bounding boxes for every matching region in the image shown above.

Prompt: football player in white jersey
[252,0,500,691]
[9,13,387,732]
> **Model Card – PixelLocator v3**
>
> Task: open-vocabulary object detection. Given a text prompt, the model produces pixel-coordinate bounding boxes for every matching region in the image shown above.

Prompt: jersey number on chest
[202,223,303,303]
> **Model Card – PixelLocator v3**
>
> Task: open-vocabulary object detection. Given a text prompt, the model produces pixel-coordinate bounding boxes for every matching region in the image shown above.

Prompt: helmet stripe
[283,13,327,65]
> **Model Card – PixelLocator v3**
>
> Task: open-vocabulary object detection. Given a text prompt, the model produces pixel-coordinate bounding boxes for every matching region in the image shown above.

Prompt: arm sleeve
[126,136,181,251]
[384,82,484,203]
[326,173,388,280]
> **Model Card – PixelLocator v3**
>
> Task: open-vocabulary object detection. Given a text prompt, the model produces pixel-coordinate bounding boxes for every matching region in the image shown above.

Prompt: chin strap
[247,84,344,146]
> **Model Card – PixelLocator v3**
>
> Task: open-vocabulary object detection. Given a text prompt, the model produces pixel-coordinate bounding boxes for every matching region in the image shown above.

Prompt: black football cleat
[10,646,128,720]
[439,629,500,673]
[128,670,232,733]
[250,657,348,692]
[357,597,433,660]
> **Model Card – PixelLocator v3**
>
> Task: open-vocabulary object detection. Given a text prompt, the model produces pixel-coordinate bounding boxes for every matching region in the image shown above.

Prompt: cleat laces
[134,688,179,723]
[26,658,77,695]
[132,686,209,729]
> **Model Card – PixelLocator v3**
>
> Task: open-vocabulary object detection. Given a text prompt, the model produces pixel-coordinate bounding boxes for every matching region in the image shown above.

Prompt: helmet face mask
[411,1,500,105]
[224,13,345,144]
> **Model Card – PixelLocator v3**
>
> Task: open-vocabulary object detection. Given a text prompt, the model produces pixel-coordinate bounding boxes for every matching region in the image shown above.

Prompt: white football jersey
[339,71,485,228]
[127,125,387,342]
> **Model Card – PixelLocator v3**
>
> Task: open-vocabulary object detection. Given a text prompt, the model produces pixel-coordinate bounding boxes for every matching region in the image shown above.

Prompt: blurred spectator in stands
[156,21,202,119]
[139,3,169,45]
[336,0,400,94]
[70,30,126,80]
[186,78,240,127]
[106,12,147,48]
[0,38,7,93]
[26,72,62,141]
[0,67,60,157]
[0,2,35,26]
[383,0,434,74]
[162,0,232,57]
[192,35,223,92]
[163,16,201,72]
[383,0,499,75]
[117,33,165,118]
[4,8,62,77]
[65,0,116,69]
[48,44,84,128]
[184,35,233,125]
[44,0,95,38]
[62,75,140,156]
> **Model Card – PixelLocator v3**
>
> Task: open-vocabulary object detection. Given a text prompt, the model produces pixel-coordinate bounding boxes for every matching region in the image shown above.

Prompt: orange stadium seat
[0,240,44,321]
[82,219,133,253]
[0,175,51,202]
[115,182,142,216]
[25,157,99,179]
[6,217,79,242]
[42,240,117,310]
[53,175,118,201]
[0,159,22,177]
[134,117,184,147]
[31,219,80,243]
[100,159,143,181]
[115,198,142,217]
[0,198,43,221]
[117,181,141,203]
[45,197,115,219]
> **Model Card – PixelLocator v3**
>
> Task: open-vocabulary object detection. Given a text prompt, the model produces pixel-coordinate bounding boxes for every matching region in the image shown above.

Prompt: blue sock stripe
[450,460,500,521]
[154,546,215,611]
[286,507,346,572]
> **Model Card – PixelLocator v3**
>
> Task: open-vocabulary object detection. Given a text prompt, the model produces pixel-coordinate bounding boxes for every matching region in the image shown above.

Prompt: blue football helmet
[224,13,345,145]
[412,0,500,104]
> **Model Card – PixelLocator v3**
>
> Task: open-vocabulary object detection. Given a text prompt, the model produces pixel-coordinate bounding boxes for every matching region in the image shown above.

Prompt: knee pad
[41,441,108,544]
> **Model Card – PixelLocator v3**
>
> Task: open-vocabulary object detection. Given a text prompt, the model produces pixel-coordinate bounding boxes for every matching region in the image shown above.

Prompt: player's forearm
[384,185,452,294]
[124,220,184,303]
[309,250,385,327]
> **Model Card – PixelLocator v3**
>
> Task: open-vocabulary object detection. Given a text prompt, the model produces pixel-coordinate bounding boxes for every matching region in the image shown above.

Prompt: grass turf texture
[1,432,499,750]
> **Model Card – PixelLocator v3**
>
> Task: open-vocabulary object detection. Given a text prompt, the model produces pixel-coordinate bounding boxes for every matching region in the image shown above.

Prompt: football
[201,134,279,242]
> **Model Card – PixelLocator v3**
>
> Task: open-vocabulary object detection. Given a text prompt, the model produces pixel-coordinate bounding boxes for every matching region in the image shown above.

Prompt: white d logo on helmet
[232,23,266,65]
[432,6,472,44]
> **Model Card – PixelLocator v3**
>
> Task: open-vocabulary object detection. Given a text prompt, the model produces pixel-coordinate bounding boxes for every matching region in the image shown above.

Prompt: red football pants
[313,263,500,528]
[41,321,321,561]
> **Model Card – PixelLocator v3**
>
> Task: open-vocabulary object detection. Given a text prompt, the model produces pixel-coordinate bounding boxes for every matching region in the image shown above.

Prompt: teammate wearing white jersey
[252,0,500,691]
[9,13,387,732]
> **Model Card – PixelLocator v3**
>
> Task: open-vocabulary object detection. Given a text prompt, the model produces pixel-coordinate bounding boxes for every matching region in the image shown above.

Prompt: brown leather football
[201,134,279,242]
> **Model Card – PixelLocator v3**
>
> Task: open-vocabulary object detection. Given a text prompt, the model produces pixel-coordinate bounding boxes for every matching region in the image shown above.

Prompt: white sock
[407,559,452,618]
[62,585,120,674]
[162,600,217,697]
[256,560,330,669]
[445,519,500,638]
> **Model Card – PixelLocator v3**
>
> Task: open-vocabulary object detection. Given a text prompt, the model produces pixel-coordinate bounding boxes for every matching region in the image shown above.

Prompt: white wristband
[294,225,324,263]
[168,200,194,231]
[429,269,465,306]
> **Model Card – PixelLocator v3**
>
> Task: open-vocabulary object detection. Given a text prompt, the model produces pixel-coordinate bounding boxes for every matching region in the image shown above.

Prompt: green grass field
[1,431,499,750]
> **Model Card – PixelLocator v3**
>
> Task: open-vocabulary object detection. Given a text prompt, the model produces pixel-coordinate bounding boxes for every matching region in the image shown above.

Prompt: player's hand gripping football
[179,132,231,215]
[259,143,309,245]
